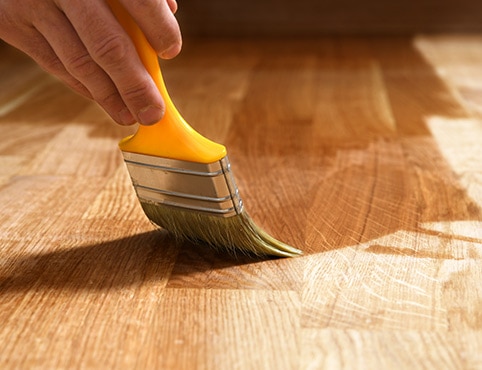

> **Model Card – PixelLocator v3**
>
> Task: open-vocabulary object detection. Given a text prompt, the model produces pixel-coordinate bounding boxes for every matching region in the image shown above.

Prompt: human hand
[0,0,181,125]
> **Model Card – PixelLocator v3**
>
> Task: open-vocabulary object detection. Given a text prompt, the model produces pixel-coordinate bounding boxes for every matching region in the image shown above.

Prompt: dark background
[176,0,482,37]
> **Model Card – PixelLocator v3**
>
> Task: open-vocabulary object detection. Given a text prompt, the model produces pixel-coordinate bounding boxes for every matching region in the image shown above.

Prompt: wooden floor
[1,35,481,369]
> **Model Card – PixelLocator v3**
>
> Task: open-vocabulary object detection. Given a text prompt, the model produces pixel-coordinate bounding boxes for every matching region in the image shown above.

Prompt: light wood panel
[0,35,482,369]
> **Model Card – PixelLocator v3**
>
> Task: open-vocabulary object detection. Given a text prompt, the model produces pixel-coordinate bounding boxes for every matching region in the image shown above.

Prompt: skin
[0,0,182,125]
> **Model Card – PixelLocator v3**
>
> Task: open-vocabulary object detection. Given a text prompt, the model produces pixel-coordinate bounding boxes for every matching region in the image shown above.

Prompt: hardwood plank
[166,245,303,290]
[139,289,300,370]
[301,329,480,369]
[302,250,449,330]
[82,166,145,222]
[0,176,104,241]
[0,234,179,369]
[0,36,481,369]
[0,155,26,186]
[312,58,396,142]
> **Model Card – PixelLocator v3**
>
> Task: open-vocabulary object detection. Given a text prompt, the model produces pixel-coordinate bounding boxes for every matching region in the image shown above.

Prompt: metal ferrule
[122,152,244,217]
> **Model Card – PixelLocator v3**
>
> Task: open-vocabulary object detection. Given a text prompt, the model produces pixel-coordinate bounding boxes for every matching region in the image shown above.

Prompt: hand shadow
[0,230,263,294]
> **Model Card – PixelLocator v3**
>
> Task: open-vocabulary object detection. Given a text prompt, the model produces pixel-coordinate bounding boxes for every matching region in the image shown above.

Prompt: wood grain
[1,35,482,369]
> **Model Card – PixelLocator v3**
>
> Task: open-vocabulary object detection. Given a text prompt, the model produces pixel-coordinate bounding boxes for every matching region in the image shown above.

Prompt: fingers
[0,0,182,126]
[120,0,182,59]
[32,4,136,125]
[0,4,85,99]
[8,31,94,100]
[59,0,166,125]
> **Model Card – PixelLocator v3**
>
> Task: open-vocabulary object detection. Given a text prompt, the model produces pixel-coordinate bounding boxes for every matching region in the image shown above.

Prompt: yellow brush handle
[108,0,226,163]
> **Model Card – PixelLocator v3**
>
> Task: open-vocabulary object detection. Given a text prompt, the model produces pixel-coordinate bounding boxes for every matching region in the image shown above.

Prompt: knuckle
[65,53,97,78]
[41,55,65,74]
[120,79,153,108]
[122,79,152,102]
[68,79,91,98]
[0,8,12,29]
[124,80,150,99]
[97,91,121,108]
[91,34,128,67]
[131,0,151,9]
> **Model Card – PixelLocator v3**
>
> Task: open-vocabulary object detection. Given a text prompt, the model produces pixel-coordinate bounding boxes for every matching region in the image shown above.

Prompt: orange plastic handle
[108,0,226,163]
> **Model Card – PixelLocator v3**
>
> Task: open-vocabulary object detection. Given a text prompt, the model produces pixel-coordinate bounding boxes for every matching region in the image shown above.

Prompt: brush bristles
[140,201,302,257]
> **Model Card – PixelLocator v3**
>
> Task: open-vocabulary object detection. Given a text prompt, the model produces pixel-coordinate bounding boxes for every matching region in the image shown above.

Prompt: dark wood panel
[177,0,482,36]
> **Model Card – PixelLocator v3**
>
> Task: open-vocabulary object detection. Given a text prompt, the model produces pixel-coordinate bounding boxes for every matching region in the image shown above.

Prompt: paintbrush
[108,0,301,257]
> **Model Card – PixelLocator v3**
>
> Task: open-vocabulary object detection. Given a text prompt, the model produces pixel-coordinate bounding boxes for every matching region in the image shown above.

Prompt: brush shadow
[0,230,264,294]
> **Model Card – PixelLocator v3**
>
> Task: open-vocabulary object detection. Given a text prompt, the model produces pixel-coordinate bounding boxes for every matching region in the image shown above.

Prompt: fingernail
[138,105,164,125]
[161,43,182,59]
[168,0,178,13]
[119,108,135,125]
